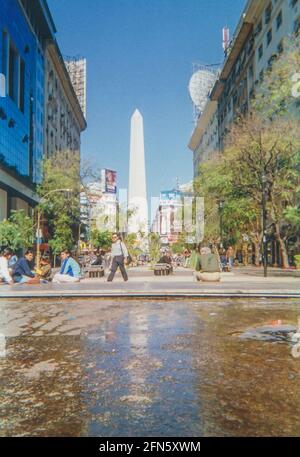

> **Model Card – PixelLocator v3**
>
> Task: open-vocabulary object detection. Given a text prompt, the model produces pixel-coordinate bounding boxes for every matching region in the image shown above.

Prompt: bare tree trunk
[253,241,260,266]
[278,237,289,269]
[274,224,289,269]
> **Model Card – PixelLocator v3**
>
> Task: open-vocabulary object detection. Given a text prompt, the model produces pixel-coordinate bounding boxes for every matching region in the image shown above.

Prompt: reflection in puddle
[0,298,300,436]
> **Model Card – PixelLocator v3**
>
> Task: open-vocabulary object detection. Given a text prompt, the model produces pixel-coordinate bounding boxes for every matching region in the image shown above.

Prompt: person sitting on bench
[158,250,173,273]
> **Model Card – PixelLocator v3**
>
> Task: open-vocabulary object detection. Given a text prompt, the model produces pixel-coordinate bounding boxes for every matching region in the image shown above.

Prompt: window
[255,20,262,36]
[259,70,264,82]
[249,64,254,79]
[276,11,283,29]
[265,3,272,25]
[267,29,272,46]
[277,40,284,54]
[258,44,263,60]
[294,15,300,35]
[8,42,19,103]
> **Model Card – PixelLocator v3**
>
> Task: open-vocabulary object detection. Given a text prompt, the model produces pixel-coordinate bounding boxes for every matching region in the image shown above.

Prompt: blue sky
[48,0,246,199]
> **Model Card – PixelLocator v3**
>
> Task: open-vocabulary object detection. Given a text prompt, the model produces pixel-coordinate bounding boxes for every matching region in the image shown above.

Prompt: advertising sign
[103,169,117,194]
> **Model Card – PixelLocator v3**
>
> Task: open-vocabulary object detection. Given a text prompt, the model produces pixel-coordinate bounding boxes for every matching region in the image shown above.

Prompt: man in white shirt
[0,248,13,285]
[107,233,129,282]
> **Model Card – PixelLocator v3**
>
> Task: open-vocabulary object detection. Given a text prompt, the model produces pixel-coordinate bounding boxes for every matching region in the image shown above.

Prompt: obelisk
[128,109,148,234]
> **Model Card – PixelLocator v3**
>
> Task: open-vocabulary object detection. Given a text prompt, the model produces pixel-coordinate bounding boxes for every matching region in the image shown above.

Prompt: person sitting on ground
[219,249,227,271]
[36,256,52,281]
[8,252,18,271]
[194,246,221,282]
[0,248,14,285]
[52,250,81,283]
[12,250,40,284]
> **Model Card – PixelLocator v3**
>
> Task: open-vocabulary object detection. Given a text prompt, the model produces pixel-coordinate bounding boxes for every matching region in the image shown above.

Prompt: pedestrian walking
[226,246,235,270]
[107,233,129,282]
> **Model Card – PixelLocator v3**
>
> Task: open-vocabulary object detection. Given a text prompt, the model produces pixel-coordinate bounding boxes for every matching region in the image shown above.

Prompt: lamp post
[36,188,72,270]
[218,200,225,249]
[262,173,268,278]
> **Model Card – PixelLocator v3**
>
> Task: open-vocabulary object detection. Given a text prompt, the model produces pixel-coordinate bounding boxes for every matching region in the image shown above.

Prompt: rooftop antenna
[222,27,230,53]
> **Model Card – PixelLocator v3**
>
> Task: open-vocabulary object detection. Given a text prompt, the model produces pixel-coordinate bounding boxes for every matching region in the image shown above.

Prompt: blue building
[0,0,56,220]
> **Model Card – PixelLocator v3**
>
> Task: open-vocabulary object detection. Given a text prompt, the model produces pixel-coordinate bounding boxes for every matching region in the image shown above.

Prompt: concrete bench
[154,264,171,276]
[85,266,105,279]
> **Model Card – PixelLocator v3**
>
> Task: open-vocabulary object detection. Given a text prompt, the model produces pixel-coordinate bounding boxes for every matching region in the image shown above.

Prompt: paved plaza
[1,267,300,298]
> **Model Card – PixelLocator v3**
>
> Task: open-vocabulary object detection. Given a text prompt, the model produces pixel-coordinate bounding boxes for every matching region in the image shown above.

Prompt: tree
[171,231,191,255]
[37,150,81,254]
[91,229,111,250]
[224,114,300,268]
[148,233,161,266]
[195,153,262,263]
[253,36,300,120]
[0,210,34,251]
[123,233,142,261]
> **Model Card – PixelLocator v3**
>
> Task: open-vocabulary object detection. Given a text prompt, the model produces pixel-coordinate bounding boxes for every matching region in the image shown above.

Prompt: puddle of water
[0,298,300,437]
[237,324,297,343]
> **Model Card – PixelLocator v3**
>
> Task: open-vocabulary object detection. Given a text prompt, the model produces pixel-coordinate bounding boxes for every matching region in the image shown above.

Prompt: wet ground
[0,297,300,437]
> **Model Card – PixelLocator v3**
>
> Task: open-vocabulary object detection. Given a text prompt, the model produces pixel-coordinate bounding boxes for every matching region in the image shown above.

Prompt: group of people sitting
[0,248,81,285]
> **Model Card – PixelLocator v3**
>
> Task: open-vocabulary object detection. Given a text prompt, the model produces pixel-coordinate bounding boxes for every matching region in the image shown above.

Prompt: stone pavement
[0,266,300,298]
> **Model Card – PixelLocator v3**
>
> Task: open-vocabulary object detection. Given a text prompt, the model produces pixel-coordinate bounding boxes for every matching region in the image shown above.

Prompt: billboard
[160,190,182,204]
[102,169,117,194]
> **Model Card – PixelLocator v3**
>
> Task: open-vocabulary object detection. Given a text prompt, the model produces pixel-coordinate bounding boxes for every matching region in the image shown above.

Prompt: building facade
[0,0,86,223]
[44,42,86,159]
[189,0,300,176]
[0,0,55,220]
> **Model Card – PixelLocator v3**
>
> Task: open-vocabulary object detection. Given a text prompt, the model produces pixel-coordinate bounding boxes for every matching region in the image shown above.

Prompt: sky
[48,0,246,199]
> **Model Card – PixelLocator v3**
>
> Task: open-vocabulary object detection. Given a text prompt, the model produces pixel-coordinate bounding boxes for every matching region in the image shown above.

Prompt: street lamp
[36,188,72,270]
[261,173,268,278]
[218,199,225,249]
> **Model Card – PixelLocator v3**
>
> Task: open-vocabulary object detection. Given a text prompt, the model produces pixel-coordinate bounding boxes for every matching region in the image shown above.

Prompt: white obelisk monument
[128,109,148,234]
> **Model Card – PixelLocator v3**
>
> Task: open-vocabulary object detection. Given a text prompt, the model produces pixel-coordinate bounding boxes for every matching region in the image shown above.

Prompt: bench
[85,266,105,279]
[154,263,171,276]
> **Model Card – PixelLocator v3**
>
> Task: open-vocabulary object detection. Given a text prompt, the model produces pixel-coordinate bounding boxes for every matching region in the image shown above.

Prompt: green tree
[195,153,262,261]
[253,36,300,119]
[123,233,142,261]
[37,150,81,254]
[91,229,112,250]
[225,114,300,268]
[148,232,161,266]
[0,210,34,251]
[171,231,190,255]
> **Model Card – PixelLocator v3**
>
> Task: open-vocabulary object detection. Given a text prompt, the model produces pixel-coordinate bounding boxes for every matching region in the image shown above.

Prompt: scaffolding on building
[64,55,87,118]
